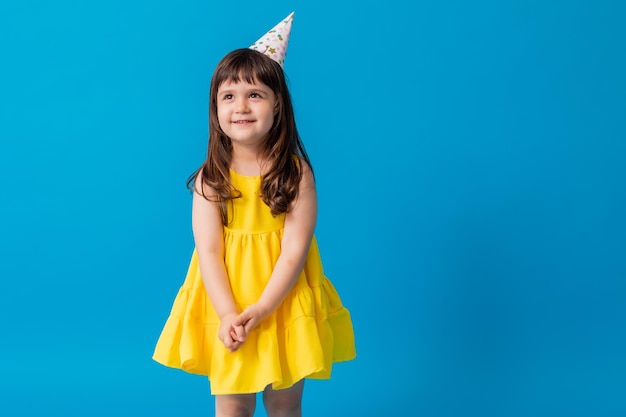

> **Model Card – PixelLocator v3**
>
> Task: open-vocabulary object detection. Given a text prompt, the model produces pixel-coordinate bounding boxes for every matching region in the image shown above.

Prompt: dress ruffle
[153,234,356,394]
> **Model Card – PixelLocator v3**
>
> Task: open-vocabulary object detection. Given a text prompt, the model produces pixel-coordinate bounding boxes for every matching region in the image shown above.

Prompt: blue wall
[1,1,624,416]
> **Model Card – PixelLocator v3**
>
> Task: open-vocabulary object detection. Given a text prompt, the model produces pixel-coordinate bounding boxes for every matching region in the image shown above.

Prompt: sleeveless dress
[152,169,356,394]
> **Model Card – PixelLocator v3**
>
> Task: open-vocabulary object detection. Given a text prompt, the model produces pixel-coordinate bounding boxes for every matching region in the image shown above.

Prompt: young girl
[153,14,356,417]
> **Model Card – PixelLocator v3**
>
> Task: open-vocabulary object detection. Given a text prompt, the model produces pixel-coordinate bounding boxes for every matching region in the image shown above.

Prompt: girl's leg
[215,393,256,417]
[263,380,304,417]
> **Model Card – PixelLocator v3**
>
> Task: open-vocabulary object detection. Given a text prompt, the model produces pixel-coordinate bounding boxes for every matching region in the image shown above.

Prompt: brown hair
[187,48,313,225]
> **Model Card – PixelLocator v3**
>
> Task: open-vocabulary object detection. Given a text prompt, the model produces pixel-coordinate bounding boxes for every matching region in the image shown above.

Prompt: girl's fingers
[232,312,247,327]
[243,319,256,334]
[232,324,246,342]
[224,335,240,352]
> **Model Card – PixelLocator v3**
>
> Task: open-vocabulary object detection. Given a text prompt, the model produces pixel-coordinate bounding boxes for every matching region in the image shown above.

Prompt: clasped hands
[218,303,269,353]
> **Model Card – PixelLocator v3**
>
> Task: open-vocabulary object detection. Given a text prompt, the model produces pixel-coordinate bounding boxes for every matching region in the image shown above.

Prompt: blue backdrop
[1,1,625,416]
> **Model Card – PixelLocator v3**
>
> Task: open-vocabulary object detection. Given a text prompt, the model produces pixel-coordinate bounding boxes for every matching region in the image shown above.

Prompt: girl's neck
[230,145,265,177]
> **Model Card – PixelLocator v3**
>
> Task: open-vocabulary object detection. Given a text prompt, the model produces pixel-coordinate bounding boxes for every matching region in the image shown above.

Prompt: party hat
[249,12,294,67]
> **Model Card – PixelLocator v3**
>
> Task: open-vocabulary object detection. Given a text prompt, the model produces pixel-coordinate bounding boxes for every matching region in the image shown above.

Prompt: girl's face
[216,79,277,149]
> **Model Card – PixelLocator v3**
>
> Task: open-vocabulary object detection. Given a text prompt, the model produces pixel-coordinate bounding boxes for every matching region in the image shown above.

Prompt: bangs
[216,64,259,87]
[213,49,280,91]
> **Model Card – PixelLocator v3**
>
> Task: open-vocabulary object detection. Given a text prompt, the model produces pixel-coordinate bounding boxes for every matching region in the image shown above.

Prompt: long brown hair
[187,48,313,225]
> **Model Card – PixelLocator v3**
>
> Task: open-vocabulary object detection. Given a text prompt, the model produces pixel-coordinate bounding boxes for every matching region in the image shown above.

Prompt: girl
[153,21,355,417]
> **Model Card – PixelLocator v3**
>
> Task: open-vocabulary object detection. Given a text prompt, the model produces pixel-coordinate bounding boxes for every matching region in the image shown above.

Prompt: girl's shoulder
[293,157,315,196]
[296,156,314,183]
[291,155,312,174]
[192,168,221,198]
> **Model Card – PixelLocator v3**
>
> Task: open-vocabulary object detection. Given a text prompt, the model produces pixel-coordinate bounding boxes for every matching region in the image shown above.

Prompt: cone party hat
[250,12,294,67]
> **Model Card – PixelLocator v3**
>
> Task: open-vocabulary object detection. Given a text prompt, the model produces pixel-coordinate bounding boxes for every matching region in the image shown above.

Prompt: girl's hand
[218,313,246,352]
[233,304,270,338]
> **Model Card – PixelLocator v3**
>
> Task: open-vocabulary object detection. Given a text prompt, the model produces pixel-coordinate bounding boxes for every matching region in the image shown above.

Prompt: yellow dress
[152,169,356,394]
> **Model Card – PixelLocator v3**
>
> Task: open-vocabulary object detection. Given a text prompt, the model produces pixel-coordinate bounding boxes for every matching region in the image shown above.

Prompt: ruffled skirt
[152,233,356,394]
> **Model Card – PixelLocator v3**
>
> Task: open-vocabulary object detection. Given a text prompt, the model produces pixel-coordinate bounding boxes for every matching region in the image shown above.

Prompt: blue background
[1,0,625,416]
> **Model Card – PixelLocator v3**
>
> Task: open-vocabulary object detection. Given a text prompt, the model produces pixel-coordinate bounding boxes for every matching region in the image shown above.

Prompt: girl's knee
[265,401,301,417]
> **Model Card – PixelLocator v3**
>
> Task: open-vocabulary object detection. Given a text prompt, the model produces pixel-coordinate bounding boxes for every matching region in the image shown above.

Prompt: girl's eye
[223,94,233,100]
[250,92,262,98]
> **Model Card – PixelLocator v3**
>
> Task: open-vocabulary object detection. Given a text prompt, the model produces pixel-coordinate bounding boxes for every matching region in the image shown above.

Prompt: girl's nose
[235,98,249,113]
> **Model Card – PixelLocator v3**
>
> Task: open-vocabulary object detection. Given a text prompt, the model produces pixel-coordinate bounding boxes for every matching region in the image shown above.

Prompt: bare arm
[234,162,317,334]
[192,180,245,351]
